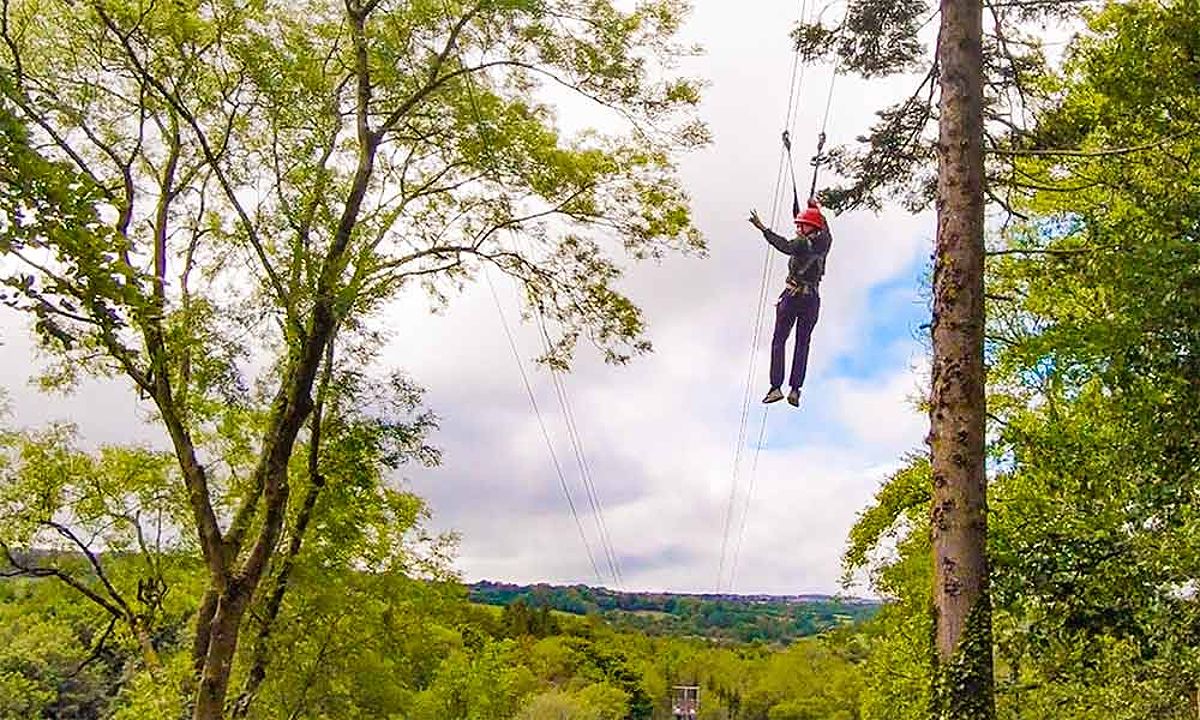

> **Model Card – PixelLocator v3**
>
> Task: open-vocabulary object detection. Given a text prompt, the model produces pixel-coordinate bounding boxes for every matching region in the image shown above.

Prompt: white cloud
[829,348,930,448]
[0,327,165,448]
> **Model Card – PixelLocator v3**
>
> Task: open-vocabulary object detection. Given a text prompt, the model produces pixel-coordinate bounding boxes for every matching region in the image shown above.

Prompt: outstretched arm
[748,209,799,255]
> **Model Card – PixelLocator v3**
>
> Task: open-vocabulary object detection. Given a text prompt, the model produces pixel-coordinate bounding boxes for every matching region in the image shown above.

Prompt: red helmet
[795,199,827,231]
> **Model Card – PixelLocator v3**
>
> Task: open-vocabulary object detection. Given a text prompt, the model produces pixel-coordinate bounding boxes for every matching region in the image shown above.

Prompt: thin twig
[989,131,1195,158]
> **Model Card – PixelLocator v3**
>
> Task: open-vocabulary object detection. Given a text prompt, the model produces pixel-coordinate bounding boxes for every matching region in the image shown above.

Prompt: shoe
[787,388,802,407]
[762,387,784,404]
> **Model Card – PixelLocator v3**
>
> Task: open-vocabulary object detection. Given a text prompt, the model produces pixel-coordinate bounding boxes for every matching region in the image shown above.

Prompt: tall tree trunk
[193,589,252,720]
[930,0,993,718]
[230,442,328,718]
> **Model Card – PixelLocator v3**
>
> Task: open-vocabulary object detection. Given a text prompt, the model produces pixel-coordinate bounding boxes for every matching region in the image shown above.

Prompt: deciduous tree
[0,1,705,716]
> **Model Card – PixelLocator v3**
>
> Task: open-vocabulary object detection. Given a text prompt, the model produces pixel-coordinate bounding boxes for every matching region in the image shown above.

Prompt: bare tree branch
[1,542,125,618]
[40,520,134,617]
[989,130,1196,158]
[986,245,1113,257]
[68,616,118,678]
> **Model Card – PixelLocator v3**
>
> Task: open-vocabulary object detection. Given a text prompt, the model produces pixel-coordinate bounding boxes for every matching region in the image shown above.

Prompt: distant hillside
[468,581,881,644]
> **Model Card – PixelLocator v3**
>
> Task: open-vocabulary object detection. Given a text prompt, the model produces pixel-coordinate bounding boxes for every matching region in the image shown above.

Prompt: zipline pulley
[782,130,802,207]
[782,129,830,205]
[810,131,828,168]
[808,131,828,200]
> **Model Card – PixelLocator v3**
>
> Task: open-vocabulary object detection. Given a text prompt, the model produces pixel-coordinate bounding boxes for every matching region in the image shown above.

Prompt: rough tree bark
[930,0,994,717]
[229,339,337,720]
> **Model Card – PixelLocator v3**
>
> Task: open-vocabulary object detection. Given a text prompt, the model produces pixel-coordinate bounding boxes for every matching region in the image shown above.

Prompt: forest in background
[468,581,879,644]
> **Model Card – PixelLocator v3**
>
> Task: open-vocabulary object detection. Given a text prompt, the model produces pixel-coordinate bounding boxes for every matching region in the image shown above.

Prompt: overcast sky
[1,0,937,597]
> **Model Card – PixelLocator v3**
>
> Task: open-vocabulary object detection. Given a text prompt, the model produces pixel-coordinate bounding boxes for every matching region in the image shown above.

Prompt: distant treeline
[469,581,881,644]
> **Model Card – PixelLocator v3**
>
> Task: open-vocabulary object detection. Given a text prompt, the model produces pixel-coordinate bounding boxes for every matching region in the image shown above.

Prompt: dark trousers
[770,290,821,390]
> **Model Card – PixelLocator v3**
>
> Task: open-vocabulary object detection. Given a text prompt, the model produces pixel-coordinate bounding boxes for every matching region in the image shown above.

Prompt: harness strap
[784,279,818,297]
[792,251,824,279]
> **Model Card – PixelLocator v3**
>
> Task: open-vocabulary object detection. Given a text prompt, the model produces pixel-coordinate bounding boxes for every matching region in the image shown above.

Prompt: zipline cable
[810,68,839,199]
[723,150,795,593]
[534,312,625,591]
[728,63,841,592]
[716,22,810,595]
[715,122,787,595]
[729,404,769,590]
[716,0,813,593]
[438,0,623,588]
[485,269,606,585]
[717,143,789,584]
[509,240,625,592]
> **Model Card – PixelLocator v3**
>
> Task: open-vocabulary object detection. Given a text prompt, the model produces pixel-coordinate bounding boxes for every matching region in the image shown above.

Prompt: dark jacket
[760,225,833,291]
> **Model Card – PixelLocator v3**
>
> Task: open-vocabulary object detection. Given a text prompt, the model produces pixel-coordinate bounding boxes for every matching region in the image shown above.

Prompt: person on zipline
[747,194,832,407]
